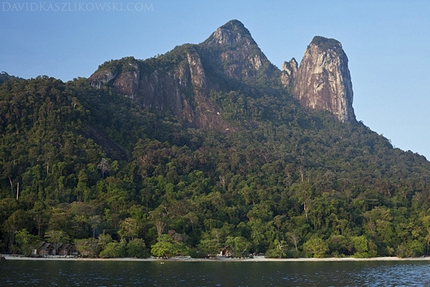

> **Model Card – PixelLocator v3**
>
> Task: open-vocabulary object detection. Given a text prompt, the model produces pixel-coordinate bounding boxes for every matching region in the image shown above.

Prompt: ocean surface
[1,259,430,286]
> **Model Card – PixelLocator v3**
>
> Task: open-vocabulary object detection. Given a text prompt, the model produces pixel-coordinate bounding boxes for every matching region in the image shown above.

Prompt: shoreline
[3,255,430,262]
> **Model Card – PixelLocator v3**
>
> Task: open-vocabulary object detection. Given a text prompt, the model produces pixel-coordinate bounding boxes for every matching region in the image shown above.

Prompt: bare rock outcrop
[281,58,298,87]
[88,22,357,132]
[89,70,117,89]
[292,36,356,123]
[88,20,274,132]
[203,19,276,80]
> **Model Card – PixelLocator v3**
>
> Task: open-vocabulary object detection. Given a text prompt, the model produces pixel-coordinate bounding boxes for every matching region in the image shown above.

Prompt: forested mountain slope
[1,20,430,259]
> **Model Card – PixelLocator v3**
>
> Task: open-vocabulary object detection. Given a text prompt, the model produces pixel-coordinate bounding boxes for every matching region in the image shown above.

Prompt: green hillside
[1,68,430,259]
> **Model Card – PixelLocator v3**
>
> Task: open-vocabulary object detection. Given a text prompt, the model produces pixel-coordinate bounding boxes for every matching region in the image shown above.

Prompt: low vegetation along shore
[3,255,430,262]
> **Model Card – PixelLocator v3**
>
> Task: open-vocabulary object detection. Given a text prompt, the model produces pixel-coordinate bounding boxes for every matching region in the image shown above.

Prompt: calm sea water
[1,260,429,286]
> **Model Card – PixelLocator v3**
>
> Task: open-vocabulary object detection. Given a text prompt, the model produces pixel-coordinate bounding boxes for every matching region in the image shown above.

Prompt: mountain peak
[199,19,275,82]
[219,19,248,32]
[310,36,342,52]
[293,36,356,123]
[204,19,255,47]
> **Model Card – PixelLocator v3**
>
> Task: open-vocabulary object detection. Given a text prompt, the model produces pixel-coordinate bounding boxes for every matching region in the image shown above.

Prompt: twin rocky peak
[282,36,355,123]
[89,20,356,128]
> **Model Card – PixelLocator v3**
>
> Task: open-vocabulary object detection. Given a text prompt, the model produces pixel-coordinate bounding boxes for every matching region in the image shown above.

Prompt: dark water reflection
[1,260,429,286]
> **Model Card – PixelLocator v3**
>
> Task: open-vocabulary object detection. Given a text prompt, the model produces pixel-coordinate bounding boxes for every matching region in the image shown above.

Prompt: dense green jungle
[1,37,430,260]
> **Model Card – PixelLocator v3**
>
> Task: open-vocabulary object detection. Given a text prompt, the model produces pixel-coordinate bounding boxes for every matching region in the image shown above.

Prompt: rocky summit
[292,36,356,123]
[89,20,355,125]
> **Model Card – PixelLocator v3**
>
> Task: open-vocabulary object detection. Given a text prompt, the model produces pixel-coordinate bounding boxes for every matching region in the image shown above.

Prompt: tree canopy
[1,73,430,259]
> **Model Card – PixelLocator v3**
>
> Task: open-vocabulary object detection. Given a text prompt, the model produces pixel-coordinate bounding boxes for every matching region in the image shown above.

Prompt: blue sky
[1,0,429,159]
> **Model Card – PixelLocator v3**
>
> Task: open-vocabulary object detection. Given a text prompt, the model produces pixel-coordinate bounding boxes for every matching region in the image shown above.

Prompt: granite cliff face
[291,36,356,123]
[89,21,356,129]
[202,20,276,80]
[89,20,276,131]
[281,58,298,87]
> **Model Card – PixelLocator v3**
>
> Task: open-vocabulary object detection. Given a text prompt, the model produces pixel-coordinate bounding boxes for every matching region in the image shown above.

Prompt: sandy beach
[3,255,430,262]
